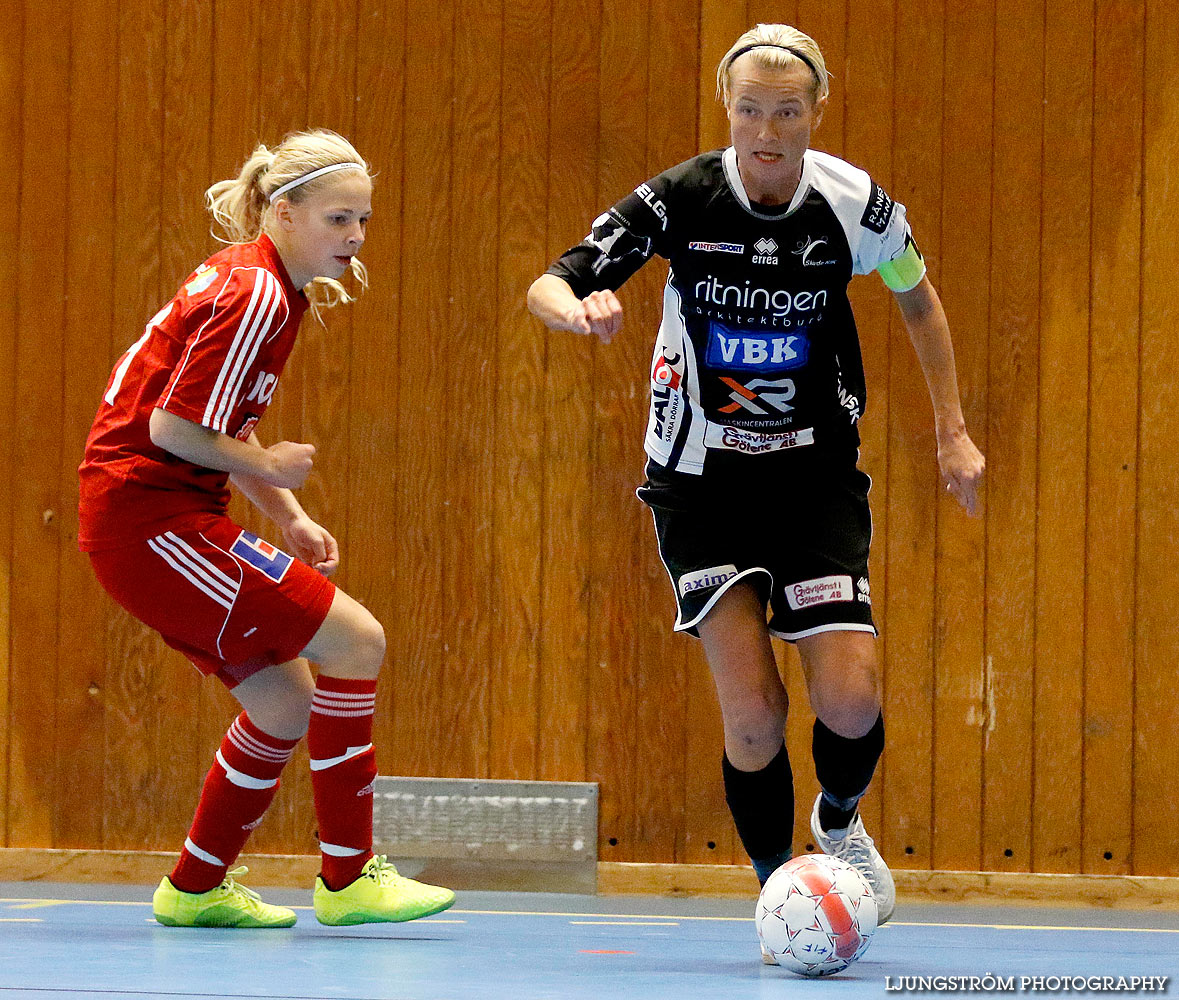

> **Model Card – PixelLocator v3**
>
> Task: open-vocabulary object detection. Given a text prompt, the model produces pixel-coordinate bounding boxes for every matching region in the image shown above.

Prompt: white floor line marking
[3,898,1176,935]
[892,921,1179,934]
[1,898,146,908]
[450,908,750,922]
[570,920,680,926]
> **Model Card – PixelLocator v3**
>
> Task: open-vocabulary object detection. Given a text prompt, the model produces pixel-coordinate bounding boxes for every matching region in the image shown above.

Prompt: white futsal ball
[756,853,878,976]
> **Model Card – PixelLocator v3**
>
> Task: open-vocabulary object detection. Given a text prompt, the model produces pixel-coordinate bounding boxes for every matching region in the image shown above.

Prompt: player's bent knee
[814,689,880,739]
[308,590,387,678]
[237,667,316,739]
[327,606,385,678]
[284,680,316,734]
[352,611,386,676]
[724,700,787,751]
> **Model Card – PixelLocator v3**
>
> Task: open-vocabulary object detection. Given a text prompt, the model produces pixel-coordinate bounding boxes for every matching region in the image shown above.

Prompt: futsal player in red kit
[78,130,454,928]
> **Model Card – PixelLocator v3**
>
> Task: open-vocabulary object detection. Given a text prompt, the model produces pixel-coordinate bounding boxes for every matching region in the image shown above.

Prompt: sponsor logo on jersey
[860,182,895,234]
[792,235,838,267]
[234,414,261,441]
[705,424,815,454]
[752,236,779,265]
[679,564,739,596]
[587,211,652,275]
[652,350,682,391]
[836,373,862,424]
[706,323,810,372]
[634,183,668,230]
[185,266,219,296]
[785,574,854,610]
[717,376,796,415]
[245,370,278,405]
[651,350,683,442]
[689,241,745,254]
[230,531,293,583]
[856,577,871,605]
[694,274,828,317]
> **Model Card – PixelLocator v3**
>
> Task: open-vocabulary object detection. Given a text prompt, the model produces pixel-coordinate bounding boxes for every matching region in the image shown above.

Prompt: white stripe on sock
[184,837,225,867]
[312,696,375,711]
[319,842,367,857]
[309,706,377,718]
[309,743,374,772]
[215,749,279,790]
[228,721,293,763]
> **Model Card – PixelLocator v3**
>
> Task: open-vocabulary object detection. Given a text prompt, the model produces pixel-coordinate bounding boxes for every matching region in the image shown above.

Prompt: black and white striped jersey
[547,147,923,477]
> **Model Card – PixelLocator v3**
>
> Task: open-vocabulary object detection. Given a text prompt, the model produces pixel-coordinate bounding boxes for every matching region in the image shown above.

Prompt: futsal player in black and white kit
[528,23,984,951]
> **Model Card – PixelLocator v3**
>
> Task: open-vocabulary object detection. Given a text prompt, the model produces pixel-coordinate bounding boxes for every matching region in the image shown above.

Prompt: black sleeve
[546,173,675,299]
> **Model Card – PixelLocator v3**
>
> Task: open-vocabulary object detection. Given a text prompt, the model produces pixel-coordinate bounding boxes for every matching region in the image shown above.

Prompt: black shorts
[637,457,877,641]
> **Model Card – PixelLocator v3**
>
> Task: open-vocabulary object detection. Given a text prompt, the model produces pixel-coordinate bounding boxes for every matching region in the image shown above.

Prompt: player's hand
[282,515,339,577]
[265,441,315,489]
[937,427,985,516]
[567,290,622,343]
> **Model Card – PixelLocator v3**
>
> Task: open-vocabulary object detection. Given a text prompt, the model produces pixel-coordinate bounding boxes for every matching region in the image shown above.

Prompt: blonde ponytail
[205,145,275,244]
[204,129,372,320]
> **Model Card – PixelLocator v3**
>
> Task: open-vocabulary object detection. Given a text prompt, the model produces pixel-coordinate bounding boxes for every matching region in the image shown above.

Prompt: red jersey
[79,235,309,551]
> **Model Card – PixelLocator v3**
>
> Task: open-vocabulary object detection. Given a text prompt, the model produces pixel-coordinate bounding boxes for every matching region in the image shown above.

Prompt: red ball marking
[818,892,854,934]
[834,928,863,959]
[795,864,835,896]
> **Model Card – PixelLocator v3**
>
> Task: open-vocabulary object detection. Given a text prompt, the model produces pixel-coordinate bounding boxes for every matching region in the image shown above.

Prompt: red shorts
[89,514,336,688]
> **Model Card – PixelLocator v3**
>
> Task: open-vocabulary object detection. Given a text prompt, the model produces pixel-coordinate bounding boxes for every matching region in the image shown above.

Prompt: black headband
[727,42,822,85]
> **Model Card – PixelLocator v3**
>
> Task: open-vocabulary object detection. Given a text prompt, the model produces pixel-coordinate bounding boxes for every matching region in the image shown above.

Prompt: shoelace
[826,828,885,891]
[365,855,402,885]
[221,866,265,904]
[833,831,876,866]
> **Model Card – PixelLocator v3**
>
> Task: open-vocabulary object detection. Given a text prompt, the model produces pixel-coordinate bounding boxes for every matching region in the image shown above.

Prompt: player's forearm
[231,476,305,526]
[230,435,307,527]
[895,280,968,440]
[149,407,279,480]
[527,274,581,331]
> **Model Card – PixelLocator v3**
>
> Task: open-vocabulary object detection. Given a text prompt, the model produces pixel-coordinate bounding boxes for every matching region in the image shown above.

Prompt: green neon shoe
[314,855,456,926]
[153,867,296,928]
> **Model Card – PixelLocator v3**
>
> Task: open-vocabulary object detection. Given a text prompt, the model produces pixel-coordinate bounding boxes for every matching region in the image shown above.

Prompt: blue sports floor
[1,881,1177,999]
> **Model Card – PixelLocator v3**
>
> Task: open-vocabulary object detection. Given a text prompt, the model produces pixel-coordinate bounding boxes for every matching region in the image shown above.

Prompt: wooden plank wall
[2,0,1176,877]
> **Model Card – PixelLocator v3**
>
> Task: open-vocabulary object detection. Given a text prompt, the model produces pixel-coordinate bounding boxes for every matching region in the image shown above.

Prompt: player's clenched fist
[265,441,316,489]
[569,289,623,343]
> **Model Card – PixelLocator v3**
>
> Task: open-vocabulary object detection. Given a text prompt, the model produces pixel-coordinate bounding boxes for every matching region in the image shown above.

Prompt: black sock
[722,743,794,885]
[813,713,884,832]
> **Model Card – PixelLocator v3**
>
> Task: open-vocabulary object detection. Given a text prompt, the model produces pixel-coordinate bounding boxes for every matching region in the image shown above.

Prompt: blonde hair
[716,24,829,107]
[205,129,371,320]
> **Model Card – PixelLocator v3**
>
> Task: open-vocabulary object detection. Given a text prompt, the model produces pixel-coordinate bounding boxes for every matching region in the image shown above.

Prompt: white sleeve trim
[805,150,913,276]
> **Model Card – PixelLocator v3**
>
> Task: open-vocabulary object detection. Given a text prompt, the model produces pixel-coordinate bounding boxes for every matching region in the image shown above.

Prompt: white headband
[268,162,365,203]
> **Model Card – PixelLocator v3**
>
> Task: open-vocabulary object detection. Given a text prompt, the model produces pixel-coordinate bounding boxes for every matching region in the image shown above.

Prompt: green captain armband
[877,236,926,292]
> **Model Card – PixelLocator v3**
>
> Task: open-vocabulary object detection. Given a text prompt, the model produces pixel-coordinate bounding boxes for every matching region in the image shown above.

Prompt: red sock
[308,675,378,889]
[170,713,298,893]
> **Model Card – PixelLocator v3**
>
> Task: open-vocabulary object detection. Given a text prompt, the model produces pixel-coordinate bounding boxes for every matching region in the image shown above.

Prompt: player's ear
[811,93,827,130]
[272,197,297,233]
